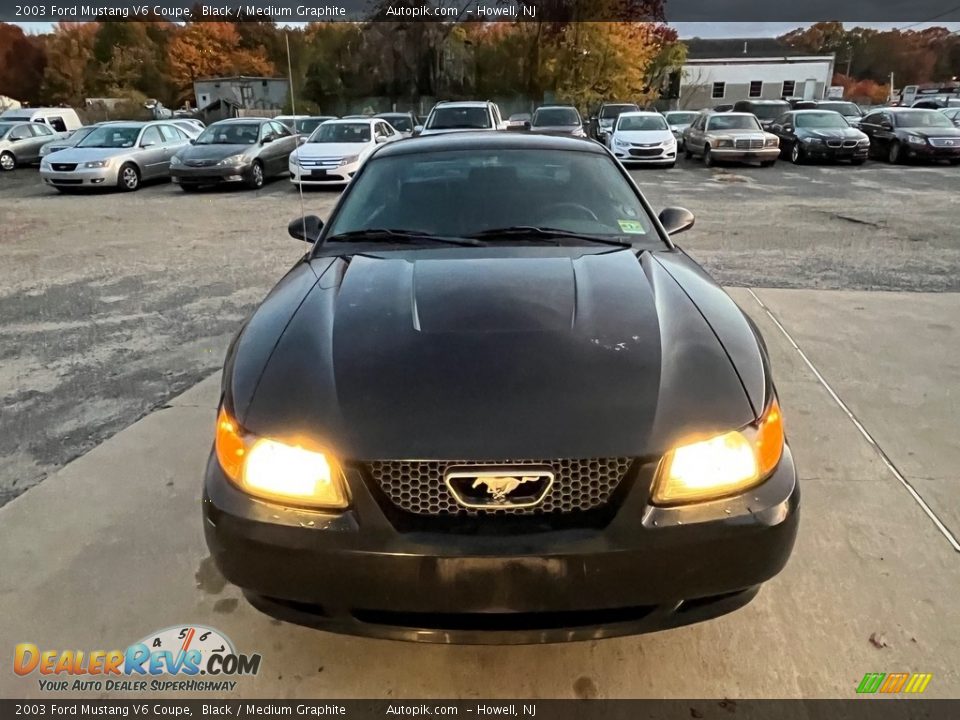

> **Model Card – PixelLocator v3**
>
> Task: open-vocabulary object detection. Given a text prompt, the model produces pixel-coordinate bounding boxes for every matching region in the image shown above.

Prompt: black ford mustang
[203,132,799,643]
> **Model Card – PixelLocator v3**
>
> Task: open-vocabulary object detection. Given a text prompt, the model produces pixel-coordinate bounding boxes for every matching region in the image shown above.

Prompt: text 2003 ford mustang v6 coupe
[203,132,799,643]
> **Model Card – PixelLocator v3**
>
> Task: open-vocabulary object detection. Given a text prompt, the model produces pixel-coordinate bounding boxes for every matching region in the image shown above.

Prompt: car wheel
[703,146,715,167]
[887,142,902,164]
[117,163,140,191]
[0,151,15,171]
[246,161,264,189]
[790,143,804,164]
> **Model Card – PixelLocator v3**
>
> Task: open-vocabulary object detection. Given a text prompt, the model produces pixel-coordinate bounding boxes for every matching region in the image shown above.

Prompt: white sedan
[289,118,401,187]
[608,111,677,168]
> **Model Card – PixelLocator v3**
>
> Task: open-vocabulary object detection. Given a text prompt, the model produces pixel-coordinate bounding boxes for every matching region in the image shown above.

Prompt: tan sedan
[683,112,780,167]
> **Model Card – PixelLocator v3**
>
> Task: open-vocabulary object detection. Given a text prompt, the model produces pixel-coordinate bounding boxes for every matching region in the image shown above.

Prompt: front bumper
[903,142,960,160]
[614,146,677,165]
[171,164,253,185]
[40,166,119,187]
[203,444,799,643]
[289,161,359,185]
[801,143,870,161]
[710,147,780,162]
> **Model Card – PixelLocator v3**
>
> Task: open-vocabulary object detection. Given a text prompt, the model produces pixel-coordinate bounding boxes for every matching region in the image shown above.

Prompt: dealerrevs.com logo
[14,625,261,693]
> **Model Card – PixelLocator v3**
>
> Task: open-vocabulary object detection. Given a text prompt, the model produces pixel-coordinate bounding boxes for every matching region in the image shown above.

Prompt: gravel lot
[2,156,959,506]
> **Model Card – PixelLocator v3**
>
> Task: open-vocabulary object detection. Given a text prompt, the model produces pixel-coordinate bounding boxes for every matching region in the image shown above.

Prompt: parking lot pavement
[0,288,958,699]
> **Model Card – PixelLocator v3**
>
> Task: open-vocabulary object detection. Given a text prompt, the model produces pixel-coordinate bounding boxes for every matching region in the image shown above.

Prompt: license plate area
[310,169,328,178]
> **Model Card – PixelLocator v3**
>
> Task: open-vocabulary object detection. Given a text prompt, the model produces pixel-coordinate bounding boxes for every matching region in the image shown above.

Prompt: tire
[887,142,902,164]
[117,163,140,191]
[246,160,264,189]
[790,143,804,164]
[0,151,15,172]
[703,145,715,167]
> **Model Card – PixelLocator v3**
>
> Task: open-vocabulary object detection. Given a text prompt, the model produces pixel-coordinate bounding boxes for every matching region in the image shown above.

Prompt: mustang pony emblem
[471,475,541,502]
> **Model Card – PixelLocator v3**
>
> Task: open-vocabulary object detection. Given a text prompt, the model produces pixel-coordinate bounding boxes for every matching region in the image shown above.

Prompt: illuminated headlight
[714,139,733,148]
[764,137,779,147]
[217,154,246,166]
[652,398,784,505]
[338,155,359,166]
[215,407,349,509]
[170,155,183,167]
[84,160,110,168]
[906,135,926,145]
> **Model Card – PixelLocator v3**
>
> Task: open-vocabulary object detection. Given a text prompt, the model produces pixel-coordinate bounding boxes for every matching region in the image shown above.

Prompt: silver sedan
[39,121,192,192]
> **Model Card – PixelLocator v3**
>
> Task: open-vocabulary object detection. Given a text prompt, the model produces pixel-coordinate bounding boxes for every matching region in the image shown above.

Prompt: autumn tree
[41,23,99,107]
[0,23,47,105]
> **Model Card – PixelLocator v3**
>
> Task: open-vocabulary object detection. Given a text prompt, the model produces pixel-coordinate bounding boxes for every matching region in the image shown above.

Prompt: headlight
[215,407,349,509]
[652,397,784,506]
[906,135,926,145]
[764,137,779,147]
[802,137,822,145]
[858,138,870,147]
[338,155,359,166]
[217,154,246,166]
[170,155,183,166]
[714,138,733,148]
[288,154,298,165]
[84,160,110,168]
[614,138,629,147]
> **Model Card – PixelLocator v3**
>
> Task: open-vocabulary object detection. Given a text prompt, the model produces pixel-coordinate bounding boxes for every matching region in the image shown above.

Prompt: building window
[782,80,796,97]
[711,82,726,99]
[749,81,763,98]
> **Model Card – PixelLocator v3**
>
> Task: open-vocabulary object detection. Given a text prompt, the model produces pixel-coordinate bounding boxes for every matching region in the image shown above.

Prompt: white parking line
[746,288,960,553]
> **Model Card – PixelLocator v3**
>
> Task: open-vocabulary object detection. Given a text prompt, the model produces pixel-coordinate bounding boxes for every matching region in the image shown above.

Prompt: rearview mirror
[288,215,323,243]
[658,207,695,236]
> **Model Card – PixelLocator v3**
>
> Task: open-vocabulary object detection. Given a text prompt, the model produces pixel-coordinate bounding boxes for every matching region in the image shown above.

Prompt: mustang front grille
[364,457,634,516]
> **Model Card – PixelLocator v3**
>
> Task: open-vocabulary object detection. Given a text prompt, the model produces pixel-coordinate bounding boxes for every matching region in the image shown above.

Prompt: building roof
[685,38,819,60]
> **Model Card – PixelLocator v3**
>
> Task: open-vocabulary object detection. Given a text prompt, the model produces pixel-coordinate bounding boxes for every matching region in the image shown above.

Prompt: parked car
[591,102,640,142]
[170,118,299,191]
[292,116,338,137]
[374,111,418,137]
[39,121,192,191]
[529,105,585,137]
[0,107,82,133]
[505,112,532,130]
[812,101,865,128]
[418,101,506,136]
[608,111,677,167]
[662,110,699,148]
[940,108,960,127]
[712,104,734,113]
[911,98,960,109]
[289,117,401,187]
[275,115,312,132]
[0,120,62,170]
[859,107,960,164]
[683,111,779,167]
[731,100,791,130]
[204,131,799,643]
[170,120,204,139]
[768,110,870,165]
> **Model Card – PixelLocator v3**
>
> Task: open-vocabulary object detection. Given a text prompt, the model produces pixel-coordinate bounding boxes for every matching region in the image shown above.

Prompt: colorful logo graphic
[857,672,932,695]
[14,625,261,692]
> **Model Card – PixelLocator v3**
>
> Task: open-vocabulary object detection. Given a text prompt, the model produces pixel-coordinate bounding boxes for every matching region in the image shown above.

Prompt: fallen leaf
[869,632,889,649]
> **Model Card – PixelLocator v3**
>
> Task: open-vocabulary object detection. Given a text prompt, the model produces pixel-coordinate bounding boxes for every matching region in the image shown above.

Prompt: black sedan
[769,110,869,165]
[859,107,960,164]
[170,118,299,190]
[529,105,586,137]
[203,132,799,643]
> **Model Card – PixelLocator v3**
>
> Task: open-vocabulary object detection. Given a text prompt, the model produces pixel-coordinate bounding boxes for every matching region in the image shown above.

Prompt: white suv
[418,101,506,136]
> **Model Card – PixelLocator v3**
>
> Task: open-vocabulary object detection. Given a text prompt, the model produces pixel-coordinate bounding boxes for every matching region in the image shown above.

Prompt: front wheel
[790,143,804,164]
[117,163,140,191]
[888,142,903,164]
[0,151,15,172]
[246,161,264,189]
[703,146,715,167]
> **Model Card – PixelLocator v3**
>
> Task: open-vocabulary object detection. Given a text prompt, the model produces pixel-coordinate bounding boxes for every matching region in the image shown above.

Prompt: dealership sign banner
[3,0,960,22]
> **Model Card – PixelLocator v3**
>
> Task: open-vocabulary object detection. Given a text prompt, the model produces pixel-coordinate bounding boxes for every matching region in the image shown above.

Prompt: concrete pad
[752,289,960,539]
[166,372,221,409]
[2,289,958,699]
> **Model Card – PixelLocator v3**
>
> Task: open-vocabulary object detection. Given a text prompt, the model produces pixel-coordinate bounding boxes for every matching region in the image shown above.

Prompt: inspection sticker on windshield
[618,220,646,234]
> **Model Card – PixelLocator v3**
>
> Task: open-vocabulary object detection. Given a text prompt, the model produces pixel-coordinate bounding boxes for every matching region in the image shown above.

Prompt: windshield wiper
[324,229,484,247]
[466,226,633,248]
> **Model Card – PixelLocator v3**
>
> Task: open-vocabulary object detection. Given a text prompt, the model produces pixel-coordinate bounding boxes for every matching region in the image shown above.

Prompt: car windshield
[532,108,580,126]
[818,102,861,116]
[618,115,668,131]
[427,106,491,130]
[76,125,142,148]
[749,103,790,120]
[194,123,260,145]
[894,111,953,128]
[325,149,657,243]
[795,112,849,129]
[707,115,762,131]
[308,122,371,143]
[0,122,15,138]
[600,104,638,118]
[297,118,331,134]
[664,112,697,125]
[380,115,413,132]
[66,126,96,142]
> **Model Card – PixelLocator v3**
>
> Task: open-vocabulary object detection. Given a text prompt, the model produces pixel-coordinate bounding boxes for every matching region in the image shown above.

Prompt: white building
[678,38,835,110]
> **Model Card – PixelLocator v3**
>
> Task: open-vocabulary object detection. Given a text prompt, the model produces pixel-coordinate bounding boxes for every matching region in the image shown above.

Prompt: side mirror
[189,138,196,145]
[141,141,156,148]
[375,135,387,143]
[288,215,323,243]
[880,122,893,130]
[523,120,531,130]
[658,207,695,236]
[262,135,274,145]
[413,125,423,135]
[783,125,793,132]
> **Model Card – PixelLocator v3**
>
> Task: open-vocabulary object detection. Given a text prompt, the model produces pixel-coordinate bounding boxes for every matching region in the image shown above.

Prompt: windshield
[379,115,413,132]
[600,104,638,119]
[795,112,849,129]
[77,125,142,148]
[195,123,260,145]
[308,122,371,143]
[749,103,790,120]
[532,108,580,126]
[426,106,491,130]
[707,115,762,131]
[664,112,697,125]
[325,149,656,243]
[817,102,861,116]
[618,115,668,131]
[894,111,953,128]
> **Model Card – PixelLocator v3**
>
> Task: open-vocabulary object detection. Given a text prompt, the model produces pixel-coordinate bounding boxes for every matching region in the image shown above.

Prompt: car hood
[235,250,757,461]
[44,146,134,162]
[898,126,960,138]
[614,129,674,144]
[797,127,866,140]
[179,143,254,161]
[296,141,369,158]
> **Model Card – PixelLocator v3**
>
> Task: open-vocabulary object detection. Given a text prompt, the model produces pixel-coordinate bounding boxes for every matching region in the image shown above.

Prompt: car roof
[212,117,269,124]
[326,117,376,125]
[374,131,605,158]
[617,111,663,118]
[737,99,789,105]
[375,112,411,116]
[433,101,489,108]
[789,109,842,114]
[709,112,755,118]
